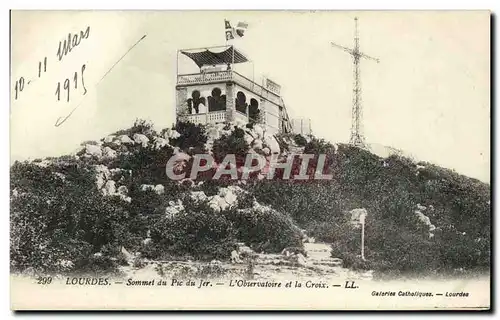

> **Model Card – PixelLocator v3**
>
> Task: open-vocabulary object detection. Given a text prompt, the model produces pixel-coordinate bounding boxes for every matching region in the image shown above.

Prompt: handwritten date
[55,64,87,102]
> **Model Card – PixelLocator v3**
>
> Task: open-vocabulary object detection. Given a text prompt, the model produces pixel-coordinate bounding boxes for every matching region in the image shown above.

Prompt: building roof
[181,46,249,68]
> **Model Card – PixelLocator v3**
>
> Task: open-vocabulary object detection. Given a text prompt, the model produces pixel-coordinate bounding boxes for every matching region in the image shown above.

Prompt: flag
[225,20,249,41]
[225,20,234,41]
[235,22,248,37]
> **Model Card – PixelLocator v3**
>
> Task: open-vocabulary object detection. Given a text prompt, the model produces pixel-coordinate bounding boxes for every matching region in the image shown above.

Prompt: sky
[10,11,490,182]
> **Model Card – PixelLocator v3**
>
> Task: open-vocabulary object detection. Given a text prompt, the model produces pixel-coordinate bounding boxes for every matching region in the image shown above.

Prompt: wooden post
[361,221,365,260]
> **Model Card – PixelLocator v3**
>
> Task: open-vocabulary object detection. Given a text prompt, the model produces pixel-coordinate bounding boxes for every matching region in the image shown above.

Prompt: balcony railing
[177,70,282,106]
[182,110,227,125]
[177,70,232,85]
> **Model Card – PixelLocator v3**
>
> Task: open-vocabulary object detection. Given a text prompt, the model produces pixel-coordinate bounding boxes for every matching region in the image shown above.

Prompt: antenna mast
[331,17,379,148]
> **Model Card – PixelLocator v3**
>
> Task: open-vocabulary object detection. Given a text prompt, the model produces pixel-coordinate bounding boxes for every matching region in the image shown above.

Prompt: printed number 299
[37,277,52,285]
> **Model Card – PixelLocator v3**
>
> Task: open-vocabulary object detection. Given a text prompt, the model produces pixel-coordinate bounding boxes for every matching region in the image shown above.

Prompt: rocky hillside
[10,119,490,279]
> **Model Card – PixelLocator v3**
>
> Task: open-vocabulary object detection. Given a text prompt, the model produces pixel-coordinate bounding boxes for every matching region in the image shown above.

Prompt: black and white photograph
[9,10,491,310]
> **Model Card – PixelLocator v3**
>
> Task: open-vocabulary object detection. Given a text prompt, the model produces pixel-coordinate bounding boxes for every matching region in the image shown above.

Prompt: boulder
[102,180,116,196]
[230,250,243,264]
[219,187,238,206]
[120,195,132,203]
[141,184,154,192]
[416,203,427,211]
[295,253,308,267]
[415,210,435,238]
[238,245,254,256]
[103,135,115,143]
[154,184,165,195]
[207,186,244,211]
[56,259,74,270]
[261,147,271,155]
[244,133,254,145]
[85,144,102,158]
[102,146,117,159]
[133,133,150,147]
[94,165,111,190]
[53,172,66,181]
[163,128,181,139]
[116,135,135,144]
[153,137,169,150]
[117,185,128,195]
[140,184,165,195]
[190,191,208,203]
[207,195,227,212]
[165,200,184,218]
[416,211,432,226]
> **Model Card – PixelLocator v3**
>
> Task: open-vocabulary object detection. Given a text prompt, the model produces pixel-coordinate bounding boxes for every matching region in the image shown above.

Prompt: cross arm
[359,52,380,63]
[331,42,353,55]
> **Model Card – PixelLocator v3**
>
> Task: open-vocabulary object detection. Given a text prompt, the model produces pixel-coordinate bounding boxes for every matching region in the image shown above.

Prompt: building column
[259,99,267,126]
[176,87,188,120]
[225,83,235,122]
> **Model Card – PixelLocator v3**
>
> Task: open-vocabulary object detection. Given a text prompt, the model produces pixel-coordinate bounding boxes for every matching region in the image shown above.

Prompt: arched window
[190,90,206,114]
[249,98,260,121]
[212,87,221,97]
[235,91,247,114]
[208,87,226,111]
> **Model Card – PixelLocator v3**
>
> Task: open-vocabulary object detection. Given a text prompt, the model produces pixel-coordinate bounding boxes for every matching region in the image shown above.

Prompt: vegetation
[10,119,490,279]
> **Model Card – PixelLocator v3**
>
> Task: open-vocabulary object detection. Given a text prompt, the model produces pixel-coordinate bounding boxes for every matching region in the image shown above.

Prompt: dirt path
[118,242,373,282]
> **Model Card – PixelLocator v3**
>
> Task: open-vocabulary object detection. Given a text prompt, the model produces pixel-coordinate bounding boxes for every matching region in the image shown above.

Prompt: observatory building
[175,45,293,135]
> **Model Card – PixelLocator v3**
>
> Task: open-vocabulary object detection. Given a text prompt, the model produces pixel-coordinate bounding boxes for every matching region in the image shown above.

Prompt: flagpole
[232,43,235,68]
[251,60,255,91]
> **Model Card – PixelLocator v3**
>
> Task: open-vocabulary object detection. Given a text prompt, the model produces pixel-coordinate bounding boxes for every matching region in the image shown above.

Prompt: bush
[74,254,121,275]
[293,134,308,147]
[113,118,156,140]
[10,161,139,274]
[149,204,236,261]
[274,134,290,153]
[225,207,303,253]
[196,263,227,279]
[212,127,249,164]
[168,121,207,155]
[113,142,175,186]
[307,220,352,243]
[10,117,491,280]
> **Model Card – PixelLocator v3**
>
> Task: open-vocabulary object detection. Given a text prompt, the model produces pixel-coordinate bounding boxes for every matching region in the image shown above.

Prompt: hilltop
[10,119,490,279]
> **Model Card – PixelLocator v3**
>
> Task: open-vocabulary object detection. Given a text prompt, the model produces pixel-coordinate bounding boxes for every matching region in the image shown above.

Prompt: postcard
[10,10,491,310]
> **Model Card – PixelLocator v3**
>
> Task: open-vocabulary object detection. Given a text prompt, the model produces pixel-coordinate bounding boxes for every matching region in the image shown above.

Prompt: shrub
[74,254,121,275]
[196,263,227,279]
[168,121,208,154]
[274,134,290,153]
[10,117,491,280]
[212,127,249,164]
[10,161,138,274]
[113,118,156,140]
[293,134,308,147]
[225,207,303,253]
[113,142,175,186]
[149,204,236,261]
